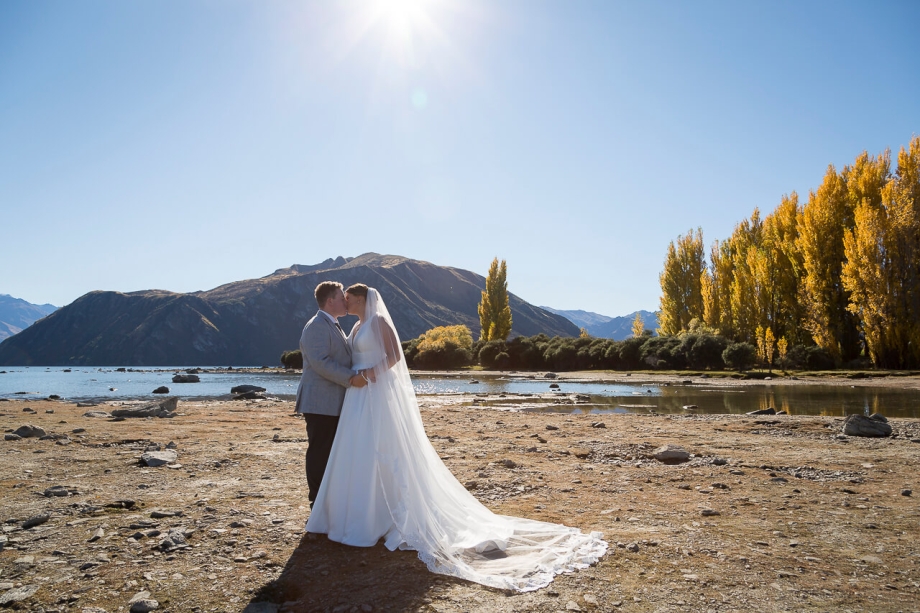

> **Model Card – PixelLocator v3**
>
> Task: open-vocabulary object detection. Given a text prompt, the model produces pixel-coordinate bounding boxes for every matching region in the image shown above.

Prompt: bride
[305,284,607,592]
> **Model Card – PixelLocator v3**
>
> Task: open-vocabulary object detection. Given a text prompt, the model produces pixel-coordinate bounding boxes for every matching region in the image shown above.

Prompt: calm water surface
[1,368,917,418]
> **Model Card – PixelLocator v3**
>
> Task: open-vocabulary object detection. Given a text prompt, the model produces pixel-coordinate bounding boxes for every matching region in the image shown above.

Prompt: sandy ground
[2,373,920,613]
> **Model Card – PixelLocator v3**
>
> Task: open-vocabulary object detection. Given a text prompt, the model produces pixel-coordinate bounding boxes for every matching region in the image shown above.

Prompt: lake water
[1,367,918,418]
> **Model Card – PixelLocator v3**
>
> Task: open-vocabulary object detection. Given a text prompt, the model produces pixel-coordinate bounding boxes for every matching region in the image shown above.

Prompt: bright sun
[373,0,432,39]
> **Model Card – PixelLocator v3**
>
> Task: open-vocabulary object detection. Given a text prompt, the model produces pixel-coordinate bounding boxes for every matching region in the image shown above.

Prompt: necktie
[335,322,344,335]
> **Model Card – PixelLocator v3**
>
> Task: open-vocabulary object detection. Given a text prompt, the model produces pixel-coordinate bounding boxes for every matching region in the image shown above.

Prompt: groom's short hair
[314,281,343,308]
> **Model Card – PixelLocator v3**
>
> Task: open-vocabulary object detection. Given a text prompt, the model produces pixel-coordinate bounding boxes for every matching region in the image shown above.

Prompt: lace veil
[352,288,608,592]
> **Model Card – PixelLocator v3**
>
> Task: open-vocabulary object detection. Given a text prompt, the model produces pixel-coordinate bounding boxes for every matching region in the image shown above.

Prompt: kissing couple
[295,281,607,591]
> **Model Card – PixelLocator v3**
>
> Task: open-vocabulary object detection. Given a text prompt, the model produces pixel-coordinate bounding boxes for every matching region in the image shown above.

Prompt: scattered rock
[549,383,560,389]
[701,509,721,517]
[22,513,51,528]
[13,424,46,438]
[44,485,79,497]
[626,542,639,552]
[652,445,690,464]
[233,391,266,401]
[231,385,267,394]
[88,527,104,542]
[140,450,178,467]
[747,408,777,416]
[4,433,22,441]
[0,584,40,605]
[158,528,189,551]
[112,397,179,419]
[83,411,112,418]
[546,424,559,431]
[500,459,518,469]
[172,374,200,383]
[842,414,892,437]
[591,422,606,428]
[902,489,912,497]
[152,386,170,394]
[544,372,558,379]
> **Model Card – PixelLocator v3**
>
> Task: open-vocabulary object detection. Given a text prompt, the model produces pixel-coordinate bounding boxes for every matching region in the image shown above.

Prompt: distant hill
[540,307,658,340]
[0,254,579,366]
[0,294,58,341]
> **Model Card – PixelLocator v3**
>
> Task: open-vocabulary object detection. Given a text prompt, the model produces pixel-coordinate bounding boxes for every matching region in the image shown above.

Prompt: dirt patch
[1,396,919,612]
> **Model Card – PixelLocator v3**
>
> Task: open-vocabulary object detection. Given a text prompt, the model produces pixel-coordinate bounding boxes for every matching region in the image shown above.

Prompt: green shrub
[280,350,303,369]
[722,342,756,371]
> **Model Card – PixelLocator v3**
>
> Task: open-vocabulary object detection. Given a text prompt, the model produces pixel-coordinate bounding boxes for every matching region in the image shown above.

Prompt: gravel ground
[1,386,919,613]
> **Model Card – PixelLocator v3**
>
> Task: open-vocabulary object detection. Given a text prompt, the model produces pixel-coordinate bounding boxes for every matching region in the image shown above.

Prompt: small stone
[546,424,559,431]
[500,459,518,469]
[152,386,170,394]
[566,601,581,611]
[4,434,22,441]
[22,513,51,528]
[0,584,40,605]
[701,509,721,517]
[88,528,104,542]
[653,445,690,464]
[626,542,639,552]
[583,594,598,606]
[901,489,912,496]
[130,599,159,613]
[141,450,178,467]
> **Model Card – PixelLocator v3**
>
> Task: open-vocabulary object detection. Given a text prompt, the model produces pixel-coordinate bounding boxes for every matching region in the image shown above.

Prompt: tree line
[659,137,920,369]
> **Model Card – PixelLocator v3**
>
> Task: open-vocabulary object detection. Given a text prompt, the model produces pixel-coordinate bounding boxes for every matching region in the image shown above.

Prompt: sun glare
[372,0,433,43]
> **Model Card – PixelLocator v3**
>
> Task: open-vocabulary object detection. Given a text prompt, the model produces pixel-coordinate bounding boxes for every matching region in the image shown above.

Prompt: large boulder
[842,413,892,437]
[111,397,179,419]
[152,386,170,394]
[13,425,46,438]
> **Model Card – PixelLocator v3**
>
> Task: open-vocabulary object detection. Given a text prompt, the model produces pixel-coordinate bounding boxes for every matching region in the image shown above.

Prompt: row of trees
[659,136,920,369]
[401,325,837,372]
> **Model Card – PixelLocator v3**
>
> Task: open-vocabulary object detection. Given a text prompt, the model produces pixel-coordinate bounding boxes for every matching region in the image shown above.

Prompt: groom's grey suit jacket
[295,310,353,416]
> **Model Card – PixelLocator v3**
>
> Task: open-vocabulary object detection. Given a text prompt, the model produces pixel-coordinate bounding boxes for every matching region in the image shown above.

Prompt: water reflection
[414,376,920,418]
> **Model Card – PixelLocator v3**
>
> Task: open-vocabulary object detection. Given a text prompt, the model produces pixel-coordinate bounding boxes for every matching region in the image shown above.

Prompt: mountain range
[540,307,659,340]
[0,254,579,366]
[0,294,58,341]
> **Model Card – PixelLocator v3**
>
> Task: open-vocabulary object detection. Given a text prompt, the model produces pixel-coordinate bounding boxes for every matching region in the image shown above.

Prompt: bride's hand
[363,369,377,383]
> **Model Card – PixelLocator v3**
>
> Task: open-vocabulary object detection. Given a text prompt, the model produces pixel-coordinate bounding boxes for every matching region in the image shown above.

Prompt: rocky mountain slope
[0,294,58,341]
[0,254,578,366]
[540,307,658,340]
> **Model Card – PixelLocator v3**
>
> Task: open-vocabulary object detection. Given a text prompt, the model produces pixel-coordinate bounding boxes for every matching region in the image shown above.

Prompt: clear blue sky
[1,0,917,316]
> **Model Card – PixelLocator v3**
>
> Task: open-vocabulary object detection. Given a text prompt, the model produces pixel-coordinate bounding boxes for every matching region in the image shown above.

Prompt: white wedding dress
[306,289,607,592]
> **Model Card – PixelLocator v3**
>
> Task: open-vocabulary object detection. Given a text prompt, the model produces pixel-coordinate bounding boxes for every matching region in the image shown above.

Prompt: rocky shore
[1,386,919,612]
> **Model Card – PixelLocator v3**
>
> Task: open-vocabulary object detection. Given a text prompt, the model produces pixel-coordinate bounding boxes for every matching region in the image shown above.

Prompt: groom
[295,281,366,507]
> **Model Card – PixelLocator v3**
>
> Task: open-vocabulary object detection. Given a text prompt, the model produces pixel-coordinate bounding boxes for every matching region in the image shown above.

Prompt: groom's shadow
[247,534,463,612]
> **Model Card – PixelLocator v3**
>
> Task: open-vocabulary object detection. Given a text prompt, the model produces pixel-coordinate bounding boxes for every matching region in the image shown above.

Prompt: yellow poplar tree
[703,239,735,337]
[728,211,763,343]
[797,165,858,364]
[658,228,705,336]
[631,312,645,338]
[843,140,920,367]
[478,258,513,341]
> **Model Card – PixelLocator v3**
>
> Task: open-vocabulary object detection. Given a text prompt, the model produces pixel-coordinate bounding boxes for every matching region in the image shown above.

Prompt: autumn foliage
[660,136,920,369]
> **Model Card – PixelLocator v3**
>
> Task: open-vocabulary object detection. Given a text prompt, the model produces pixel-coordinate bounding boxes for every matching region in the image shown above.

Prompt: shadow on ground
[245,534,465,612]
